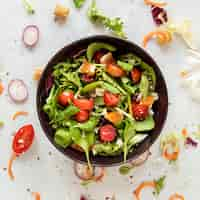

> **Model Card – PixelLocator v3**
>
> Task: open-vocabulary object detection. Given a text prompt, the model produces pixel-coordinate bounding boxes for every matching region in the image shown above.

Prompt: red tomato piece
[104,91,120,107]
[131,68,142,84]
[58,90,74,106]
[100,124,116,142]
[81,74,95,83]
[12,124,35,155]
[106,64,125,77]
[132,104,149,121]
[93,51,105,64]
[75,110,90,122]
[73,98,94,111]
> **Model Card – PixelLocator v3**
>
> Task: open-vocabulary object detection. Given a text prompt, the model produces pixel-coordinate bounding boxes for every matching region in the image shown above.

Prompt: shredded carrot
[105,111,123,125]
[32,192,41,200]
[0,82,4,95]
[169,193,185,200]
[33,68,43,81]
[162,143,180,161]
[8,152,17,181]
[134,181,156,200]
[181,128,188,137]
[143,30,172,48]
[141,96,155,106]
[12,111,29,120]
[54,4,70,18]
[144,0,167,7]
[93,167,106,182]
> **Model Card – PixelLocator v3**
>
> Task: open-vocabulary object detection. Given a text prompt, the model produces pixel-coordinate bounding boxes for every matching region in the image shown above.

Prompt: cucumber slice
[87,42,116,62]
[135,115,155,132]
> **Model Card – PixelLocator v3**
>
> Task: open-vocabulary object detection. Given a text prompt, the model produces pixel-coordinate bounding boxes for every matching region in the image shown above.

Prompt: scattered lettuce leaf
[73,0,85,8]
[153,176,166,196]
[88,0,126,38]
[22,0,35,14]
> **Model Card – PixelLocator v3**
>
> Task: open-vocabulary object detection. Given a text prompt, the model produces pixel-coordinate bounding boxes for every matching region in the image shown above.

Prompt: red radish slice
[22,25,39,47]
[131,150,151,167]
[8,79,28,103]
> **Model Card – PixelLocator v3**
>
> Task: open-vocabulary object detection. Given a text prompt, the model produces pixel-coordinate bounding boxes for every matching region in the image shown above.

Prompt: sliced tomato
[81,74,95,83]
[100,124,116,142]
[75,110,90,122]
[131,68,142,84]
[93,51,105,64]
[12,124,35,155]
[73,98,94,111]
[58,90,74,106]
[132,104,149,121]
[104,91,120,107]
[106,64,125,77]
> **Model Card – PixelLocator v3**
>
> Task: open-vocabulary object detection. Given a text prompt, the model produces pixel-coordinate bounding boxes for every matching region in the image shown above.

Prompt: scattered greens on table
[43,42,157,166]
[88,0,126,38]
[73,0,86,8]
[22,0,35,14]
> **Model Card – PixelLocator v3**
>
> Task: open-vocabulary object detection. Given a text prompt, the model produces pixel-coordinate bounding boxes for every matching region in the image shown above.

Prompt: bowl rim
[37,35,168,167]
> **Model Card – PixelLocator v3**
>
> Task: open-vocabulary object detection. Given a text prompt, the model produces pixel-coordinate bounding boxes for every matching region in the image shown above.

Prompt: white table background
[1,0,200,199]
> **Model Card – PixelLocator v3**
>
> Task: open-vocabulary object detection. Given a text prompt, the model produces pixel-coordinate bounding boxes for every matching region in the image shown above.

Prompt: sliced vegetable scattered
[0,121,4,127]
[88,0,126,38]
[33,68,43,80]
[8,124,35,180]
[12,111,29,120]
[169,193,185,200]
[8,79,28,103]
[134,176,165,200]
[151,6,168,26]
[22,0,35,14]
[144,0,167,7]
[23,25,39,48]
[32,192,41,200]
[143,30,172,47]
[73,0,86,9]
[54,4,70,22]
[0,81,4,95]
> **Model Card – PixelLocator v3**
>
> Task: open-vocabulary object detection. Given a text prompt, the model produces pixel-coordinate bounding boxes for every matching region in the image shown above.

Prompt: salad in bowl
[37,36,168,167]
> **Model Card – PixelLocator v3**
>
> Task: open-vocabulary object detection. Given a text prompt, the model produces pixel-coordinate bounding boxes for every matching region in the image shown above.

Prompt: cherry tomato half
[58,90,74,106]
[100,124,116,142]
[131,68,142,84]
[73,98,94,111]
[132,103,149,121]
[12,124,35,155]
[75,110,90,122]
[104,91,120,107]
[93,51,105,64]
[106,64,125,77]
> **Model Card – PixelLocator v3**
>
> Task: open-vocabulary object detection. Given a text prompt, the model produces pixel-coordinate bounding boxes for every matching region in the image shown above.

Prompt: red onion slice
[131,150,151,167]
[74,162,105,182]
[8,79,28,103]
[22,25,39,47]
[74,162,94,181]
[151,6,168,26]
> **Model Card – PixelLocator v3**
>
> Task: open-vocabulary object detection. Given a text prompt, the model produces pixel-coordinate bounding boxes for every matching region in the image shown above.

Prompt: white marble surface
[1,0,200,199]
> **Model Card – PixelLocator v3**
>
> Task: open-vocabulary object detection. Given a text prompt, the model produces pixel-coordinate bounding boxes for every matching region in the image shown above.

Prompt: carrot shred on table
[133,181,156,200]
[162,143,180,161]
[93,167,106,182]
[169,193,185,200]
[12,111,29,120]
[143,30,172,47]
[141,96,155,106]
[0,82,4,95]
[181,128,188,137]
[32,192,41,200]
[8,152,17,181]
[33,68,43,81]
[144,0,167,7]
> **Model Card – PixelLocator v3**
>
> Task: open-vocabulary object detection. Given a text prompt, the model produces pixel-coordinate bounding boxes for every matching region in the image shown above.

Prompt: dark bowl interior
[37,35,168,167]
